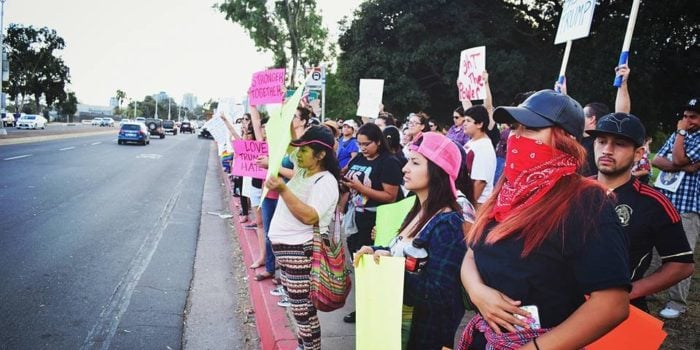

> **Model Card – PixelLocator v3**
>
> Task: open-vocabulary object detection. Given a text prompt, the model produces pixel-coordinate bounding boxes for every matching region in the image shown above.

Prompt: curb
[219,170,298,350]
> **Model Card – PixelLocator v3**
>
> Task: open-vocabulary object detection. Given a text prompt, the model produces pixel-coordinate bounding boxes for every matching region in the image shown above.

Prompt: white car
[100,117,115,127]
[91,118,103,126]
[16,114,47,129]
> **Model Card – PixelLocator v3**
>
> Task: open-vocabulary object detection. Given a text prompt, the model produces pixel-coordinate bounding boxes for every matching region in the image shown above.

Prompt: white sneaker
[270,286,286,297]
[277,297,291,307]
[659,306,683,319]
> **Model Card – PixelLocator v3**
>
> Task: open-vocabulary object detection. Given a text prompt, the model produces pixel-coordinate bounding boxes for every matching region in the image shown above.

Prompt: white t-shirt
[268,169,339,245]
[464,137,497,204]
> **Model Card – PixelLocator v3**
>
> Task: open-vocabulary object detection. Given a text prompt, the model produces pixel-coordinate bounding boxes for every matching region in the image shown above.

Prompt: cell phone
[514,305,541,330]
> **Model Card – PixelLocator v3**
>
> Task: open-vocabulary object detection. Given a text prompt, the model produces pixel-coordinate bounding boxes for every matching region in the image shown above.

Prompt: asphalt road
[0,132,215,349]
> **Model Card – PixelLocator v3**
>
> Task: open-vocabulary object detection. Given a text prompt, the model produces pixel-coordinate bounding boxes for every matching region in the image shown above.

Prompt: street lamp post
[154,99,158,119]
[168,98,171,120]
[0,0,7,135]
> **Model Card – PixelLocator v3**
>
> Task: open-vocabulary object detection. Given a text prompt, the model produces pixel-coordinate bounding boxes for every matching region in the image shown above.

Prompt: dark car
[144,118,165,139]
[198,127,212,139]
[180,121,194,133]
[118,122,150,145]
[163,120,178,135]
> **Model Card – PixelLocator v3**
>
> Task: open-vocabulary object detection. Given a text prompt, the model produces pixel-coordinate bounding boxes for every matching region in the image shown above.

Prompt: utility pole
[168,98,171,120]
[0,0,7,135]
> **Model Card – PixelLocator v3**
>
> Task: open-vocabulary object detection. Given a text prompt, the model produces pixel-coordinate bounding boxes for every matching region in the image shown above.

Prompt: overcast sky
[5,0,363,106]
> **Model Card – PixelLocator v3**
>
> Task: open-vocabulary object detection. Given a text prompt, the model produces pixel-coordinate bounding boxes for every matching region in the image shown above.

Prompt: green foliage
[324,70,357,120]
[216,0,330,87]
[4,24,71,114]
[57,91,78,117]
[336,0,699,134]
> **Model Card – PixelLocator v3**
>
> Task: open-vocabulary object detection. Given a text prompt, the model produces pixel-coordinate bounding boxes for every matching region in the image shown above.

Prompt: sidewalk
[221,171,356,350]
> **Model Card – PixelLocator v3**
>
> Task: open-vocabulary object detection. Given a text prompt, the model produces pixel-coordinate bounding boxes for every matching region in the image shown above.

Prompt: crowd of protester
[219,64,697,350]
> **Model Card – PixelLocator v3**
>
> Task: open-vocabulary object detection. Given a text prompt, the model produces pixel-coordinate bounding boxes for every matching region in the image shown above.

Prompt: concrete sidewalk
[221,171,357,350]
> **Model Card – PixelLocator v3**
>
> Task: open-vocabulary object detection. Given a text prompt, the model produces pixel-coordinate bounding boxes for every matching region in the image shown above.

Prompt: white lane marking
[4,154,32,160]
[59,147,76,151]
[91,142,101,145]
[136,154,162,159]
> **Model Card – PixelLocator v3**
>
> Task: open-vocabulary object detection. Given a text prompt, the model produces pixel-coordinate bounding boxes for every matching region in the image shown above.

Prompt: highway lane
[0,132,214,349]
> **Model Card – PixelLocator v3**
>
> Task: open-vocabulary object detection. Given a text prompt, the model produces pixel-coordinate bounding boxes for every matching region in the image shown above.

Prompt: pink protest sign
[457,46,486,101]
[248,68,286,105]
[232,140,269,179]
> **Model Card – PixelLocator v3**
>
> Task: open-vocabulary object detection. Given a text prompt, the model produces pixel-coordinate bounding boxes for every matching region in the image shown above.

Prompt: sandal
[249,262,263,269]
[254,272,274,281]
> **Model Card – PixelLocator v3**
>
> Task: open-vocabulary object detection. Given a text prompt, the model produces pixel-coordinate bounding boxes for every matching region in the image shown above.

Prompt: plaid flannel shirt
[654,130,700,213]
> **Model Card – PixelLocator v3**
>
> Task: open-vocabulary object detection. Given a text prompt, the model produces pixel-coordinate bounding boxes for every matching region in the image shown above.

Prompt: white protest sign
[554,0,597,44]
[203,117,233,154]
[356,79,384,118]
[216,97,239,120]
[457,46,486,101]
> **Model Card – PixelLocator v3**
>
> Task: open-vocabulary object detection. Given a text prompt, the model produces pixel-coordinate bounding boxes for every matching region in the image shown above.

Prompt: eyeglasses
[243,118,250,121]
[407,121,420,126]
[429,124,436,128]
[358,141,375,147]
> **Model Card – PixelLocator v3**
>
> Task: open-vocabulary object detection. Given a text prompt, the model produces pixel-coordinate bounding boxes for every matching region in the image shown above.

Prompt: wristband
[677,129,688,136]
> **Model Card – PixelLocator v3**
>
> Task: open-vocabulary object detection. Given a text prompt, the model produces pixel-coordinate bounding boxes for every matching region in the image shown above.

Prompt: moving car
[118,122,150,145]
[135,117,146,124]
[198,126,212,139]
[1,114,15,127]
[100,117,115,127]
[179,121,194,133]
[144,118,165,139]
[16,114,47,129]
[91,118,103,126]
[163,120,178,135]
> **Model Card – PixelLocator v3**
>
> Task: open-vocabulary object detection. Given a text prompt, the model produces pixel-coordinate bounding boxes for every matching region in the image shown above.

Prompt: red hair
[466,127,609,257]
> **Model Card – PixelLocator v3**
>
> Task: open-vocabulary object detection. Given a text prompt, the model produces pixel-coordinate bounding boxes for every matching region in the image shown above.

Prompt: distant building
[182,93,197,110]
[154,91,168,103]
[109,97,119,108]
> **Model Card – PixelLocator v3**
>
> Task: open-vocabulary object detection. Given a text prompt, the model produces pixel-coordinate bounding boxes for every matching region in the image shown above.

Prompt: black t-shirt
[612,178,693,308]
[486,126,501,149]
[580,136,597,177]
[346,152,403,209]
[471,188,631,329]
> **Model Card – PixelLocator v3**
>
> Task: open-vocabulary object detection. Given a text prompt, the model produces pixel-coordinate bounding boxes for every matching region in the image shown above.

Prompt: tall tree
[4,24,71,113]
[335,0,698,133]
[57,91,78,122]
[216,0,330,87]
[115,89,126,114]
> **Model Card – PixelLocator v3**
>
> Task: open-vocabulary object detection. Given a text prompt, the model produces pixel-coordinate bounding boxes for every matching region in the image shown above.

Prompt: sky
[5,0,364,106]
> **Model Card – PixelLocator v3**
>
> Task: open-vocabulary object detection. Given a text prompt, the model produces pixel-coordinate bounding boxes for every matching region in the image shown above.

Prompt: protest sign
[248,68,286,105]
[457,46,486,101]
[356,79,384,118]
[356,255,404,350]
[375,196,417,247]
[203,117,233,155]
[216,97,239,121]
[260,78,308,199]
[587,305,667,350]
[554,0,597,44]
[232,140,268,179]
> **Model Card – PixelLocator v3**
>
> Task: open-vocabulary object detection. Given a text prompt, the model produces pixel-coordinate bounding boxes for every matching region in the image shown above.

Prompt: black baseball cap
[587,113,646,148]
[494,89,585,140]
[290,125,335,150]
[684,97,699,113]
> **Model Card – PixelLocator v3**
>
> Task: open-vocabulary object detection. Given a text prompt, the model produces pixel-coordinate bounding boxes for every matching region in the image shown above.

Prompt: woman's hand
[370,226,377,241]
[372,249,391,264]
[265,176,286,192]
[341,176,362,191]
[353,246,374,267]
[469,283,530,333]
[255,155,269,169]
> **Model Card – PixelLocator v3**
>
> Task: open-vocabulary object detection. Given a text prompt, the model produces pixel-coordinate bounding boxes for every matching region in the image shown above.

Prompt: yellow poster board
[374,196,416,246]
[355,255,405,350]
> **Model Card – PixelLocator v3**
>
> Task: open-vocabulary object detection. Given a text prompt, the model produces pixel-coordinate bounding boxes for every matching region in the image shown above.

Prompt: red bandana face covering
[492,134,578,222]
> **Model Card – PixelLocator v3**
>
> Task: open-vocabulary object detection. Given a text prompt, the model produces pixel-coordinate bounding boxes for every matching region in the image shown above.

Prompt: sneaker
[244,223,258,229]
[659,306,683,319]
[343,311,356,323]
[277,297,291,307]
[270,286,286,296]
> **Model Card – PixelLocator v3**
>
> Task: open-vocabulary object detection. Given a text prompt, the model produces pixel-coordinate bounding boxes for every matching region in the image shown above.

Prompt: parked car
[163,120,178,135]
[118,122,150,145]
[144,118,165,139]
[1,113,15,127]
[198,127,212,139]
[179,121,194,133]
[91,118,103,126]
[16,114,47,129]
[100,117,115,127]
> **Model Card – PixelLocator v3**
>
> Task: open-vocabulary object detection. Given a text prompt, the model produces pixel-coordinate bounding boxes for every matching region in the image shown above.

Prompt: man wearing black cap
[589,113,694,312]
[651,97,700,319]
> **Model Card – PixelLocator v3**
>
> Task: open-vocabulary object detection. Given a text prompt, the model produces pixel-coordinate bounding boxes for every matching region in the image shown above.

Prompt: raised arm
[614,65,631,113]
[483,71,496,130]
[249,105,264,141]
[220,114,243,140]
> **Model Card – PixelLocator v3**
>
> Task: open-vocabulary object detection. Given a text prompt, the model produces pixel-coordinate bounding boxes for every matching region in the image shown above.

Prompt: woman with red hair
[458,90,631,350]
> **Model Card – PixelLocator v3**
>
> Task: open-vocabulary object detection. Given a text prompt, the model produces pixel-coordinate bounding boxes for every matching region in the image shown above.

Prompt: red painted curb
[219,170,298,350]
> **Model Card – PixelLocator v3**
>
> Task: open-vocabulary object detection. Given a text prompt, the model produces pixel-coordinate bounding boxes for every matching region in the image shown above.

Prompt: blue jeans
[494,156,505,184]
[261,197,278,274]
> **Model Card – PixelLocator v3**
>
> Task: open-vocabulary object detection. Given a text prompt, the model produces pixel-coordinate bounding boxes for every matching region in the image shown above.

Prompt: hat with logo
[684,97,699,113]
[290,125,335,151]
[409,132,461,198]
[587,112,646,148]
[494,89,585,140]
